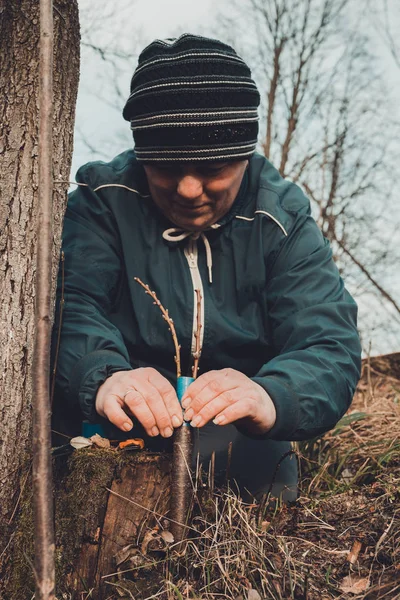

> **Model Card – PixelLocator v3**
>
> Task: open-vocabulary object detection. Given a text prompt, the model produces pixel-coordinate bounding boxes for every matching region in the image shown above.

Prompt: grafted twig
[134,277,182,377]
[134,278,203,552]
[191,288,203,379]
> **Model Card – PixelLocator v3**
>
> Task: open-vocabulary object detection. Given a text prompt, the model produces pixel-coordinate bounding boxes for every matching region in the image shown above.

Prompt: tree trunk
[0,0,80,577]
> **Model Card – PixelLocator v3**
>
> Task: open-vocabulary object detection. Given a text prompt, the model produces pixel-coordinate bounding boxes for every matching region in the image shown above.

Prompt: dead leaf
[347,540,362,564]
[141,530,159,555]
[260,520,270,532]
[115,544,136,567]
[340,575,370,594]
[247,589,262,600]
[161,530,174,544]
[341,468,354,483]
[90,433,111,448]
[70,436,92,449]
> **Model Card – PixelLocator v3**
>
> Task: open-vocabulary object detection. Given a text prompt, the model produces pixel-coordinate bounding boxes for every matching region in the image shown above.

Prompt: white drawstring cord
[162,228,213,283]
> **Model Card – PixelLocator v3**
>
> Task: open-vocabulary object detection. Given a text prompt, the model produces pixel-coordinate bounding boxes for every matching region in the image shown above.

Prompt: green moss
[55,448,119,593]
[4,464,35,599]
[3,448,160,599]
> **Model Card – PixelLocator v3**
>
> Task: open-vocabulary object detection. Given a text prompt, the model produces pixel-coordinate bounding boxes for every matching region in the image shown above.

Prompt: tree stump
[61,450,172,598]
[5,449,174,599]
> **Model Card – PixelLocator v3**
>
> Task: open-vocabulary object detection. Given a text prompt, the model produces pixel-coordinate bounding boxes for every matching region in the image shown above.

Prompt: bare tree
[366,0,400,69]
[215,0,400,352]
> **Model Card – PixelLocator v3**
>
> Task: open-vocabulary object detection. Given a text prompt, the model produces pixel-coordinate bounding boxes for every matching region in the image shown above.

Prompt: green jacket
[52,150,361,441]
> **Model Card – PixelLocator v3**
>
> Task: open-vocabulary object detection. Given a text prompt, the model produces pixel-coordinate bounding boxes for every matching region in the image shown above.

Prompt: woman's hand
[95,368,183,437]
[181,368,276,435]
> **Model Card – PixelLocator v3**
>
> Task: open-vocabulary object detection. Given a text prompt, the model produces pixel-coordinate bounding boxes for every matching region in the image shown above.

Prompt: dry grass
[103,354,400,600]
[4,356,399,599]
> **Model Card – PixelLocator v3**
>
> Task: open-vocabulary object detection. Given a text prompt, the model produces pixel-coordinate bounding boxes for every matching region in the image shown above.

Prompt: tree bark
[0,0,80,574]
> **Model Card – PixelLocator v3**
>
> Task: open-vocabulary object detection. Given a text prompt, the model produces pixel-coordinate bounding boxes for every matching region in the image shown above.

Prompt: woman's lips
[174,202,210,212]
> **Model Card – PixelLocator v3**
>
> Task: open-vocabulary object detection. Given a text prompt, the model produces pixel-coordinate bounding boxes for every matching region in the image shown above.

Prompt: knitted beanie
[122,34,260,162]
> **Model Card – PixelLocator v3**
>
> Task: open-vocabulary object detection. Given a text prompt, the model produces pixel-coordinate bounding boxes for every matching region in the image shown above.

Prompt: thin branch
[336,238,400,315]
[81,40,137,62]
[264,40,285,157]
[191,289,203,379]
[134,278,182,378]
[33,0,55,598]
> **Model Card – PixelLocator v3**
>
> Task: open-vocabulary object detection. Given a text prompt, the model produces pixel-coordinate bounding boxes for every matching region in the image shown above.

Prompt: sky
[72,0,400,355]
[72,0,222,176]
[73,0,400,176]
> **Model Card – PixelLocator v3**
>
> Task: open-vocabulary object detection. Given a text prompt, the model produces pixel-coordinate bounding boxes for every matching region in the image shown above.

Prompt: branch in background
[366,0,400,70]
[81,41,137,62]
[382,0,400,68]
[264,40,285,158]
[251,0,288,158]
[75,125,110,159]
[320,130,346,239]
[335,238,400,315]
[134,278,182,378]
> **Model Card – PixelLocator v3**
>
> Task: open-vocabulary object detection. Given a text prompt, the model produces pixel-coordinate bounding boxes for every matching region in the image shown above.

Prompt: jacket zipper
[184,238,205,368]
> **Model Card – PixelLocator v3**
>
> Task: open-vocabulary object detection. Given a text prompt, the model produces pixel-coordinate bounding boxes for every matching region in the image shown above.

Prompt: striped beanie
[122,34,260,162]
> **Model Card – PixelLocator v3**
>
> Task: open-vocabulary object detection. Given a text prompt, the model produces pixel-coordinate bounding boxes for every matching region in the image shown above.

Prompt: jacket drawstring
[162,228,213,283]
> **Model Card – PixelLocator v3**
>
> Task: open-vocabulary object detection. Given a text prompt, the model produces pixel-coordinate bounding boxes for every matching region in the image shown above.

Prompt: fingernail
[213,415,226,425]
[181,398,190,409]
[123,421,133,431]
[172,415,182,428]
[151,426,160,436]
[184,408,194,421]
[163,427,173,438]
[190,415,202,428]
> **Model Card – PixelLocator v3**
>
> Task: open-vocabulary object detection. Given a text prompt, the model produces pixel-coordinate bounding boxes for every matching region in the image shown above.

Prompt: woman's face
[143,160,248,231]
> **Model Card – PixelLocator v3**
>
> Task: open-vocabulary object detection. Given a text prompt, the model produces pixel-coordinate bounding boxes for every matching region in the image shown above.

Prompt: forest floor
[5,355,400,600]
[124,354,400,600]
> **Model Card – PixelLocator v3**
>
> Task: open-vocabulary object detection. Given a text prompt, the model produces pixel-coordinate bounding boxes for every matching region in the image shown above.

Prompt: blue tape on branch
[177,376,194,427]
[177,376,195,401]
[82,421,107,438]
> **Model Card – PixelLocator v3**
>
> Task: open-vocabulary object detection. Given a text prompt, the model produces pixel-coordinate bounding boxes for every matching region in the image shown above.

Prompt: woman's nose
[177,175,203,199]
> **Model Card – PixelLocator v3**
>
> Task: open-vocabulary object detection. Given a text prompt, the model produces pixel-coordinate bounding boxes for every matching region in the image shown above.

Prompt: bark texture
[0,0,80,565]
